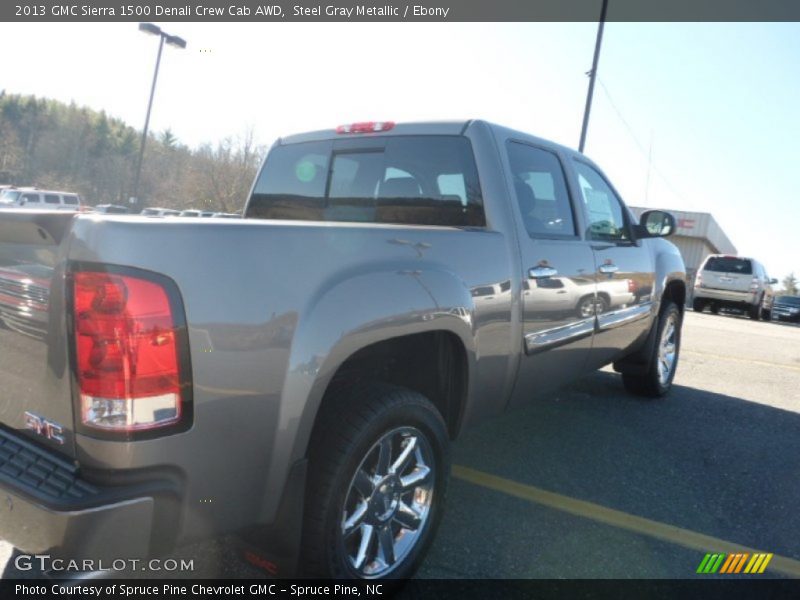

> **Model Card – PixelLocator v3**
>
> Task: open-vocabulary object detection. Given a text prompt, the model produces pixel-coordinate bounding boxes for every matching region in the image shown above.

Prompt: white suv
[0,188,82,211]
[693,254,777,320]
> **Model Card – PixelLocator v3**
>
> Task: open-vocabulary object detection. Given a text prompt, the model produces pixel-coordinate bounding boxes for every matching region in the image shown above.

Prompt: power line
[596,78,689,206]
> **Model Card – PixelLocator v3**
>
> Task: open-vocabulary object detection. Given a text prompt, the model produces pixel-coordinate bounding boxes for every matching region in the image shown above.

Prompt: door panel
[504,142,597,407]
[570,160,656,369]
[513,240,597,407]
[589,242,655,367]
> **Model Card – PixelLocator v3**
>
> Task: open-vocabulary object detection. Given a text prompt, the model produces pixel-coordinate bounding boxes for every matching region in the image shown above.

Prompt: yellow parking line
[682,349,800,373]
[452,464,800,578]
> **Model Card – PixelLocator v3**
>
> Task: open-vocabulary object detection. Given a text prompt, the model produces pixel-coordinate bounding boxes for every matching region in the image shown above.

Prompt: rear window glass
[777,296,800,306]
[247,136,484,227]
[704,256,752,274]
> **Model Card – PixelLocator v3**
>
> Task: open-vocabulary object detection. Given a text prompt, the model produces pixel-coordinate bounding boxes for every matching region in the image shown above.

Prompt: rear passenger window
[506,142,576,238]
[44,194,60,204]
[63,195,79,205]
[248,136,485,227]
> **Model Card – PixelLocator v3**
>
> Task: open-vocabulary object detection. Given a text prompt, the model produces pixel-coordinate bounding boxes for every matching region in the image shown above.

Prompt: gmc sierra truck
[0,120,686,580]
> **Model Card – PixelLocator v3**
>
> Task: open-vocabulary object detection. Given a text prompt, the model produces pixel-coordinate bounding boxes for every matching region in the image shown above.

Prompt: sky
[0,21,798,281]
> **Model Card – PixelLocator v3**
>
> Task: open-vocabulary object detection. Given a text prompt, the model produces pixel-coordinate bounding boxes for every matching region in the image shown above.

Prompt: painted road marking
[453,464,800,578]
[682,349,800,373]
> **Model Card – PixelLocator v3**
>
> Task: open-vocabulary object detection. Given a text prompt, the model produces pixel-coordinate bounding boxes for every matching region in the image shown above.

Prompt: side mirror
[769,278,778,285]
[636,209,676,238]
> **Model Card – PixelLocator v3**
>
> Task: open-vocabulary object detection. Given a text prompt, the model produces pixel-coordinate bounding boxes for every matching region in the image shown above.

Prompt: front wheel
[301,383,449,580]
[622,301,682,398]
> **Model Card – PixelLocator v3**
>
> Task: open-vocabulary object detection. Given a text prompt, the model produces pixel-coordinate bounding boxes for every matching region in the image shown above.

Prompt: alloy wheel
[340,426,435,578]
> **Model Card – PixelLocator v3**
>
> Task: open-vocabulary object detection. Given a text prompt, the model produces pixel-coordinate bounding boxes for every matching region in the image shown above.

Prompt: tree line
[0,91,263,213]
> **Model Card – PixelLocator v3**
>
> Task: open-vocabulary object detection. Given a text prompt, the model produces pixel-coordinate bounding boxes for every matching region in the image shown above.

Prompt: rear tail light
[72,268,190,435]
[336,121,395,134]
[627,279,638,294]
[695,272,703,288]
[750,276,759,292]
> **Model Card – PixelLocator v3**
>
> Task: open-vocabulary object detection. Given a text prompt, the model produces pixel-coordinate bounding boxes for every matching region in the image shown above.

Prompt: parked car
[179,209,202,217]
[0,120,685,581]
[140,207,180,216]
[523,275,636,320]
[770,295,800,323]
[692,254,777,319]
[211,212,241,218]
[0,188,82,211]
[93,204,129,214]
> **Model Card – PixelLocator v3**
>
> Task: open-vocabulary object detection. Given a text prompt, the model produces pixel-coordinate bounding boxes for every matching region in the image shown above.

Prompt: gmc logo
[23,412,65,445]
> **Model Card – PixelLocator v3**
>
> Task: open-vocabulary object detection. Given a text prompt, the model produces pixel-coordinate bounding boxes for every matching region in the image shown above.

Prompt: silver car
[693,254,777,320]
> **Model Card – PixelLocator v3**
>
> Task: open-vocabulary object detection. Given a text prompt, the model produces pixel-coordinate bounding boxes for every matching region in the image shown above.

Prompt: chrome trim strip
[597,302,654,331]
[525,317,595,354]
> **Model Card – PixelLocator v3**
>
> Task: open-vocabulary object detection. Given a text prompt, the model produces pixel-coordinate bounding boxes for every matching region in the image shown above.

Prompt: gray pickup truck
[0,120,685,580]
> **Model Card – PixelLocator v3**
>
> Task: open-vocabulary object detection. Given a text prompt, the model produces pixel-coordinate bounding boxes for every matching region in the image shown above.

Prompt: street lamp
[130,23,187,207]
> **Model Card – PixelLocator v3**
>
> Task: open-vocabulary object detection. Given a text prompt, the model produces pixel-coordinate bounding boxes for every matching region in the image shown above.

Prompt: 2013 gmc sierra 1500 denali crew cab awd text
[0,120,685,580]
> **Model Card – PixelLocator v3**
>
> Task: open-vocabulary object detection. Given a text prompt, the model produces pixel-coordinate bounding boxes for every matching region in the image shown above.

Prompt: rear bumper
[0,427,167,562]
[694,288,756,306]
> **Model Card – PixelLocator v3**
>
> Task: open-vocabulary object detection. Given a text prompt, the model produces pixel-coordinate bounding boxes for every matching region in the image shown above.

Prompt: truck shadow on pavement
[421,370,800,578]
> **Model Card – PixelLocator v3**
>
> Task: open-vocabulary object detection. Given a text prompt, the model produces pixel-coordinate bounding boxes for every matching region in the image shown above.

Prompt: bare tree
[191,129,264,212]
[783,273,798,296]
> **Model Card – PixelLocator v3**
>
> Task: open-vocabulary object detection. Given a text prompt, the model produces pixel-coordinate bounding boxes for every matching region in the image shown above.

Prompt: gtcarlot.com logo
[14,554,194,573]
[697,552,773,574]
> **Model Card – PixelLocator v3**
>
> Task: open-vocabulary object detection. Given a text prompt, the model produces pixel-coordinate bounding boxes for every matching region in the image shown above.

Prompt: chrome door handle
[599,264,619,274]
[529,266,558,279]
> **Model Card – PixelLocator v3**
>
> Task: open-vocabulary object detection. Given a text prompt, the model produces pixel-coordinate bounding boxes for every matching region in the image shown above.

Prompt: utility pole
[578,0,609,154]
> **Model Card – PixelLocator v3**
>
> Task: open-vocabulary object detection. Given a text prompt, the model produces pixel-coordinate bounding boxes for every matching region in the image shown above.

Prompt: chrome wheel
[340,426,435,578]
[657,313,678,385]
[578,296,606,318]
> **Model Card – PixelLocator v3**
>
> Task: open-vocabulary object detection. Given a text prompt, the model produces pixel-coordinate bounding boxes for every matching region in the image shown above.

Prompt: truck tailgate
[0,211,78,459]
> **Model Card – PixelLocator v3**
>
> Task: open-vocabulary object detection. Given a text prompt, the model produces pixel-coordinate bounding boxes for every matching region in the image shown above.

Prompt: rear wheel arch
[306,330,470,455]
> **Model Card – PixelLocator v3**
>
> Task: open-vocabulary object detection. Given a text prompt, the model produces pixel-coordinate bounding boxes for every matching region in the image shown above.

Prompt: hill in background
[0,91,263,212]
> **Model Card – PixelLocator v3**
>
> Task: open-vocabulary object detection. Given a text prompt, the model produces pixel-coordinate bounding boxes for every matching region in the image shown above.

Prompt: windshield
[0,191,20,204]
[776,296,800,306]
[247,135,484,227]
[704,256,752,274]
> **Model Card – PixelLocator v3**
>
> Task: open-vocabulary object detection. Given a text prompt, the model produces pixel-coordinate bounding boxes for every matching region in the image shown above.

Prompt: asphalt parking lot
[2,309,799,579]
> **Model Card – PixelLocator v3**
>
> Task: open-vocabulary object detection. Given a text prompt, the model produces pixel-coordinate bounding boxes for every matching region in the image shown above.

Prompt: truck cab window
[506,142,576,238]
[573,161,630,242]
[248,136,484,227]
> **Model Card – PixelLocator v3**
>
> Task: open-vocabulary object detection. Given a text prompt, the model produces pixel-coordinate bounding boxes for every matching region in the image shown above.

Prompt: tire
[692,298,705,313]
[300,383,450,580]
[622,301,682,398]
[709,304,719,315]
[748,301,762,320]
[577,294,608,319]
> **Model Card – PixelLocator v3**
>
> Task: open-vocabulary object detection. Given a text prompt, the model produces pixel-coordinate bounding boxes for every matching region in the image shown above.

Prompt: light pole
[578,0,609,154]
[130,23,186,208]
